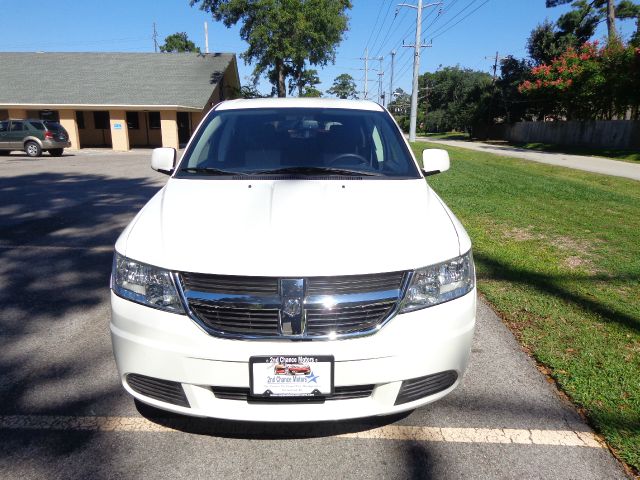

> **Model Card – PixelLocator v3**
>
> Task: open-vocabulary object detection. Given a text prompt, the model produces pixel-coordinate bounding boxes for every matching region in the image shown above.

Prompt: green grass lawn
[411,141,640,472]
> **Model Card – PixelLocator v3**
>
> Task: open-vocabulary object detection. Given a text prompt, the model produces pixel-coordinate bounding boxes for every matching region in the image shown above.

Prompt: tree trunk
[607,0,617,41]
[276,58,286,98]
[298,74,303,97]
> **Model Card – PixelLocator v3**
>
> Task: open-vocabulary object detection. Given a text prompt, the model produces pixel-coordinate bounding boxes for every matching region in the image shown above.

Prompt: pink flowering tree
[519,40,640,119]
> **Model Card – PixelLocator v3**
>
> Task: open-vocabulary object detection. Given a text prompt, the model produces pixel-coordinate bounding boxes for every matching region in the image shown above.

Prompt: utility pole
[377,57,385,105]
[484,51,506,83]
[152,22,158,53]
[399,1,440,142]
[389,50,396,108]
[362,48,369,99]
[360,48,384,100]
[204,22,209,54]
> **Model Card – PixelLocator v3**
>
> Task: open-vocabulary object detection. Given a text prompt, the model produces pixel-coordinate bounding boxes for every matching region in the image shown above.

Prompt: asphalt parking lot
[0,150,631,479]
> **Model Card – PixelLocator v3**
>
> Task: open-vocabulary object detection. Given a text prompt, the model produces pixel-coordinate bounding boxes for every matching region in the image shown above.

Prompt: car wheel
[25,141,42,158]
[49,148,64,157]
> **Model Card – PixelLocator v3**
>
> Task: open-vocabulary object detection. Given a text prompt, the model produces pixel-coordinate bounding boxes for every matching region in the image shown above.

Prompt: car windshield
[176,108,420,178]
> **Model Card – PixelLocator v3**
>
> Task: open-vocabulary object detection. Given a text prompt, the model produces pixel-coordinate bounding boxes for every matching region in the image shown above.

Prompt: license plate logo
[250,355,334,397]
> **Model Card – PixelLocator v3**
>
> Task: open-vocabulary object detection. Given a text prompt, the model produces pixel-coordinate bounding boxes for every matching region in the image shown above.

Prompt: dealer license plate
[250,355,334,397]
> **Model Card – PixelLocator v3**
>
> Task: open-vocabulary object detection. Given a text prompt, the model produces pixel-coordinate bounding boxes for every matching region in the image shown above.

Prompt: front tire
[49,148,64,157]
[25,141,42,158]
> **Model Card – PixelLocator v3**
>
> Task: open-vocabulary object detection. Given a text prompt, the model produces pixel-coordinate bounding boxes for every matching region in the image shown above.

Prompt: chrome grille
[178,271,408,340]
[189,302,280,337]
[182,273,278,295]
[307,271,405,295]
[306,301,396,335]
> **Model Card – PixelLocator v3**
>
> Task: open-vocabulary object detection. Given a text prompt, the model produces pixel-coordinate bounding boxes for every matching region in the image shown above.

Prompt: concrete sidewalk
[420,138,640,181]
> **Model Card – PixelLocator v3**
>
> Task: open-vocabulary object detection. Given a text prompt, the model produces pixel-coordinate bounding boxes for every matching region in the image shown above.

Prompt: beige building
[0,52,240,151]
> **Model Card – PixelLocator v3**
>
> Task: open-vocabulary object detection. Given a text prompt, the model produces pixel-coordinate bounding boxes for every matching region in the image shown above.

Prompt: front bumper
[110,289,476,422]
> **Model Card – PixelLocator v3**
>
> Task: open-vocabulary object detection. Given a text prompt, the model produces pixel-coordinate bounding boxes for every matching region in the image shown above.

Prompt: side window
[29,121,45,131]
[0,121,8,132]
[93,111,110,130]
[10,121,24,132]
[371,126,384,166]
[126,112,139,130]
[148,112,161,129]
[76,111,85,130]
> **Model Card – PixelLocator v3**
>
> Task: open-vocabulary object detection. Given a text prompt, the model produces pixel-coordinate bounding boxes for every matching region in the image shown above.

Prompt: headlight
[400,250,475,313]
[111,253,184,313]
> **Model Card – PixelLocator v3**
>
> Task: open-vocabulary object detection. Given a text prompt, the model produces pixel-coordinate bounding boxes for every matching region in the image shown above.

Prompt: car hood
[118,178,462,276]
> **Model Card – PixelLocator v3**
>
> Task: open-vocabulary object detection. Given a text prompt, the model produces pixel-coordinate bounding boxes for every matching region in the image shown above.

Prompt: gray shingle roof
[0,52,236,110]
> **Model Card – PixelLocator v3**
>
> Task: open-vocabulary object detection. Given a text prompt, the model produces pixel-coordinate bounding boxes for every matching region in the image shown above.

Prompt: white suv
[110,98,476,422]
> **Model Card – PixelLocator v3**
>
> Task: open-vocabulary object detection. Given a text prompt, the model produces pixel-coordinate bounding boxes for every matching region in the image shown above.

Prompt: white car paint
[110,99,476,422]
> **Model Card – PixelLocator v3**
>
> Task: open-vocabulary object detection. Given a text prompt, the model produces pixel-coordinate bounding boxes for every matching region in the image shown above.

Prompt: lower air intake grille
[126,374,190,408]
[394,371,458,406]
[212,385,374,402]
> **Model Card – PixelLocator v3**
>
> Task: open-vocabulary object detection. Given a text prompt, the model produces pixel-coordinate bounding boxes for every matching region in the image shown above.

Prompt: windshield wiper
[180,167,246,176]
[253,166,381,177]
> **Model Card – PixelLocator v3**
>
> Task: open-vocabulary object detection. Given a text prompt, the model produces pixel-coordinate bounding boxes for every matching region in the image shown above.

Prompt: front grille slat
[212,385,374,402]
[180,271,406,339]
[182,273,279,295]
[305,301,395,335]
[189,303,280,336]
[307,271,405,295]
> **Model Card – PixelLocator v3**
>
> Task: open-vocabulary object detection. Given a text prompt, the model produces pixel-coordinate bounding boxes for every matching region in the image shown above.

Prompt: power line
[360,48,384,100]
[485,51,508,81]
[429,0,481,38]
[364,0,388,52]
[399,0,441,142]
[368,10,412,66]
[394,0,492,84]
[425,0,461,31]
[431,0,492,40]
[369,0,396,57]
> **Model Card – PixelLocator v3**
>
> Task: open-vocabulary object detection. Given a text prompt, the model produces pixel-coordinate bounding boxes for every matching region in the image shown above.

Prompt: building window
[93,111,109,130]
[76,111,85,130]
[39,110,59,122]
[126,112,139,130]
[148,112,161,129]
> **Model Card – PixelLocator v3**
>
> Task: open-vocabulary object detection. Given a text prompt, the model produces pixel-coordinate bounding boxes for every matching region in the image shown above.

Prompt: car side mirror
[421,149,450,176]
[151,148,176,175]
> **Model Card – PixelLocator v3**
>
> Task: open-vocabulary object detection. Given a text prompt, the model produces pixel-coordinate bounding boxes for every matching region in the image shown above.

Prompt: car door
[8,120,26,149]
[0,121,9,149]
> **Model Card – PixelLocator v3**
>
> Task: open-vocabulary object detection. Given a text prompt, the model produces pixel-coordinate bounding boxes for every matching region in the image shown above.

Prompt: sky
[0,0,636,99]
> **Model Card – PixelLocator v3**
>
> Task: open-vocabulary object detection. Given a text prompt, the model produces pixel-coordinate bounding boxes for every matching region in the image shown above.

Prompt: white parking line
[0,415,603,448]
[340,425,603,448]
